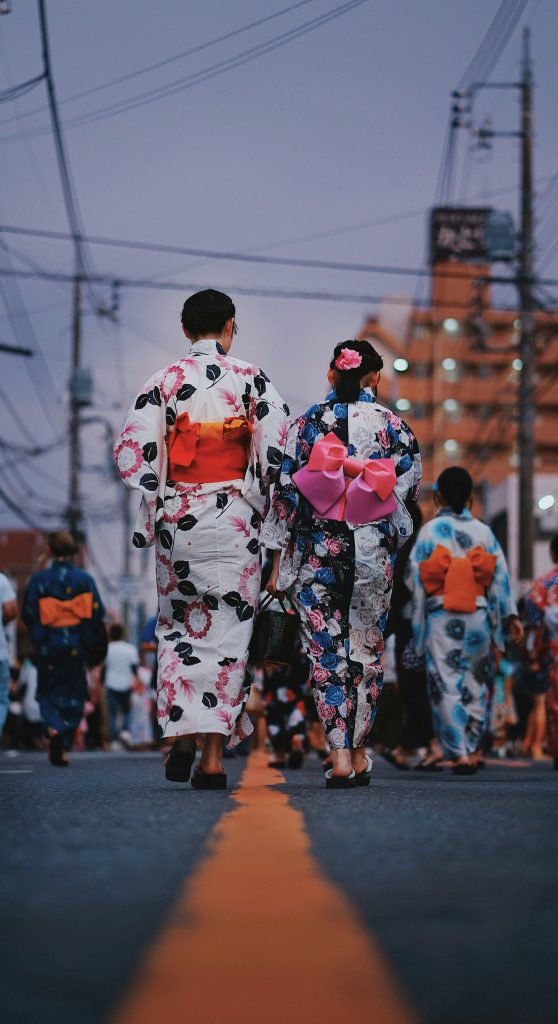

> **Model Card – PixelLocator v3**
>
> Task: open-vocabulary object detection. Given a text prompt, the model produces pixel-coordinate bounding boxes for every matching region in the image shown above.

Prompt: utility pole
[67,273,83,538]
[517,27,535,584]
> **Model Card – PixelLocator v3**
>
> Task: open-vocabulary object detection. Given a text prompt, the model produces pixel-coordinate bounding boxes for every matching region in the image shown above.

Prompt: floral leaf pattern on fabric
[115,339,288,746]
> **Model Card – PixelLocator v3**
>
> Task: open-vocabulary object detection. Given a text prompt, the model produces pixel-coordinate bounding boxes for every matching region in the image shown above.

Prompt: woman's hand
[508,615,524,645]
[265,550,283,597]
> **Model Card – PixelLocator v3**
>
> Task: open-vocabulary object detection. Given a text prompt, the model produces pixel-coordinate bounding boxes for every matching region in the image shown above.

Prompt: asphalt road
[1,750,557,1024]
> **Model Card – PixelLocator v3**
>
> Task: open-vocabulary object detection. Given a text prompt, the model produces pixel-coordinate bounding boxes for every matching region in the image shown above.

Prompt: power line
[0,264,544,309]
[1,0,372,143]
[0,72,45,104]
[0,0,318,128]
[1,221,553,285]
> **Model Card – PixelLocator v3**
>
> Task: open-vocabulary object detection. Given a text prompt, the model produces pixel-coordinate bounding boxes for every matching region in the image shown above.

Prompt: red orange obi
[419,544,497,613]
[39,592,93,627]
[167,412,252,484]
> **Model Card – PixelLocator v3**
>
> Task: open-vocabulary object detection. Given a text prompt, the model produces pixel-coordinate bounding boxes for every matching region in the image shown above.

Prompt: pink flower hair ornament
[335,348,362,372]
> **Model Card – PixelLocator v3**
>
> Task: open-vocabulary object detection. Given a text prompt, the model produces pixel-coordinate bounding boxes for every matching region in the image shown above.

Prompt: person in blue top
[22,531,106,767]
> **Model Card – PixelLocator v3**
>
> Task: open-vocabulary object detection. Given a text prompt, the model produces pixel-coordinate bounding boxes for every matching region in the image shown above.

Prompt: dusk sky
[1,0,557,609]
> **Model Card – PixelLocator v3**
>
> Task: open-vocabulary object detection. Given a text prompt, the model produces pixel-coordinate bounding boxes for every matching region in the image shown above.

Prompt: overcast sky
[0,0,557,609]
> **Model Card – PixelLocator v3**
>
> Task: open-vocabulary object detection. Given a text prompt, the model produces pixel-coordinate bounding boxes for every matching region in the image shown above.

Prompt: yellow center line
[113,752,418,1024]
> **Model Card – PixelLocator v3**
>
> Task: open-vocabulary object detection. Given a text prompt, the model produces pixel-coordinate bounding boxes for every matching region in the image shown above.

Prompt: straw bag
[250,593,300,667]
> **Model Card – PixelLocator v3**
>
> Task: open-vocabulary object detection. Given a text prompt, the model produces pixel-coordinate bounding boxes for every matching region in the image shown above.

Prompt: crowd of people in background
[0,530,557,774]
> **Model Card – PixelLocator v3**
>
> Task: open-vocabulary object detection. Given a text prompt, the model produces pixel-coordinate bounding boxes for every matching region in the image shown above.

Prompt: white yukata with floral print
[115,339,288,745]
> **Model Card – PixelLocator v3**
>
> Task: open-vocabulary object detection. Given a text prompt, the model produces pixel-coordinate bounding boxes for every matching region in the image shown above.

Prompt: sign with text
[430,207,489,263]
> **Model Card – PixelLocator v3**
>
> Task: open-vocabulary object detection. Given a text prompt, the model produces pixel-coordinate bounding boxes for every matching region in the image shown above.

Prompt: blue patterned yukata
[406,509,517,759]
[262,388,422,750]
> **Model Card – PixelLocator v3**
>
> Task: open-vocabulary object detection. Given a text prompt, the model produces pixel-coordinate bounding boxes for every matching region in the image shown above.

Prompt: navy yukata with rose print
[262,388,422,750]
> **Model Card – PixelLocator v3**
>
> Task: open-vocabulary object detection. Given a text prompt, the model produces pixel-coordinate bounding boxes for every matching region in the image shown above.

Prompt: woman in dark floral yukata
[262,339,422,788]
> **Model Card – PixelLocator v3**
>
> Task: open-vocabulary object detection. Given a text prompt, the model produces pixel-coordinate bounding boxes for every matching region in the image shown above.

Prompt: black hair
[550,534,558,563]
[436,466,473,514]
[330,339,383,403]
[109,623,125,642]
[180,289,235,339]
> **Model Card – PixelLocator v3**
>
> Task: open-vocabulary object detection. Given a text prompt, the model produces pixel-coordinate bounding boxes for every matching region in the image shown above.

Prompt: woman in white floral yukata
[115,290,288,788]
[263,339,422,789]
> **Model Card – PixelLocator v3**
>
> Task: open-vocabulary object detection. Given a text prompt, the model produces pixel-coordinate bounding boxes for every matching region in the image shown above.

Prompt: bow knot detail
[293,432,397,525]
[168,412,253,483]
[419,544,497,612]
[39,592,94,628]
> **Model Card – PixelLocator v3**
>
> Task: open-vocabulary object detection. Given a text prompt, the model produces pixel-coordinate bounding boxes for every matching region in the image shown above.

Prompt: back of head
[330,339,383,403]
[436,466,473,514]
[181,289,235,339]
[109,623,125,642]
[48,530,78,559]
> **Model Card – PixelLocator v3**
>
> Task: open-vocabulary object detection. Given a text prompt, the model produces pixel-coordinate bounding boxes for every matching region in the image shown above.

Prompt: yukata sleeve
[384,413,422,548]
[114,373,168,548]
[404,528,431,656]
[260,416,302,551]
[523,577,546,628]
[484,528,518,651]
[245,369,289,519]
[21,575,48,651]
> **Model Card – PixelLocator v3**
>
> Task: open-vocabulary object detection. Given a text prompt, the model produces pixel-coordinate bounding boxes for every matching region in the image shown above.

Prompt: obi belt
[419,544,497,613]
[293,432,397,526]
[167,412,252,484]
[39,592,93,627]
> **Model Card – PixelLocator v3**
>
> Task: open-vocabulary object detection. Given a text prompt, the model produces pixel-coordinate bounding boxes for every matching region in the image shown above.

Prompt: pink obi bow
[293,432,397,525]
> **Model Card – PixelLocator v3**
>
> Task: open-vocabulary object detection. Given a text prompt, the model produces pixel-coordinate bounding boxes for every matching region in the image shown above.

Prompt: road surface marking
[114,752,418,1024]
[0,768,33,774]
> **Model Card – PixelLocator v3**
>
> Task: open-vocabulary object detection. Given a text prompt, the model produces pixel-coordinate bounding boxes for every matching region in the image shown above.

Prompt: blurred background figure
[0,568,18,741]
[262,641,309,770]
[103,623,139,750]
[523,535,558,768]
[21,531,106,767]
[382,504,443,772]
[407,467,523,775]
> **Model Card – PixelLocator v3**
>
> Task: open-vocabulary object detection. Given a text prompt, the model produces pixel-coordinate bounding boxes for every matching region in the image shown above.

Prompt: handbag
[249,593,300,667]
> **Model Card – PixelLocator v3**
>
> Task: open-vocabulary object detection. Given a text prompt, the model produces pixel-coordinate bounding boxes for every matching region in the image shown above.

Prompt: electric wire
[0,0,372,142]
[0,0,318,128]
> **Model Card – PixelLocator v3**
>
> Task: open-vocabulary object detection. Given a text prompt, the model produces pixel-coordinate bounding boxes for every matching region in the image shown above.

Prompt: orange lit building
[359,262,558,493]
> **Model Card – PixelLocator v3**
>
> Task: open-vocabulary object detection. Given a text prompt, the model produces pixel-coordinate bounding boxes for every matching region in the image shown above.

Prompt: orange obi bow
[168,412,253,484]
[39,591,93,627]
[419,544,497,613]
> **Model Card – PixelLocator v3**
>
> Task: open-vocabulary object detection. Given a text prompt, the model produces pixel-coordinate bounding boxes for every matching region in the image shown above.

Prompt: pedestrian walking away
[103,623,139,748]
[524,534,558,768]
[263,339,422,788]
[115,289,288,788]
[21,531,106,767]
[0,568,18,739]
[406,467,524,775]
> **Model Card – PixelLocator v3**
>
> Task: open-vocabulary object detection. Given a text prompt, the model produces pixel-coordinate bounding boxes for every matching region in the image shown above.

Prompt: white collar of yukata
[325,387,375,403]
[189,338,226,356]
[435,506,473,520]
